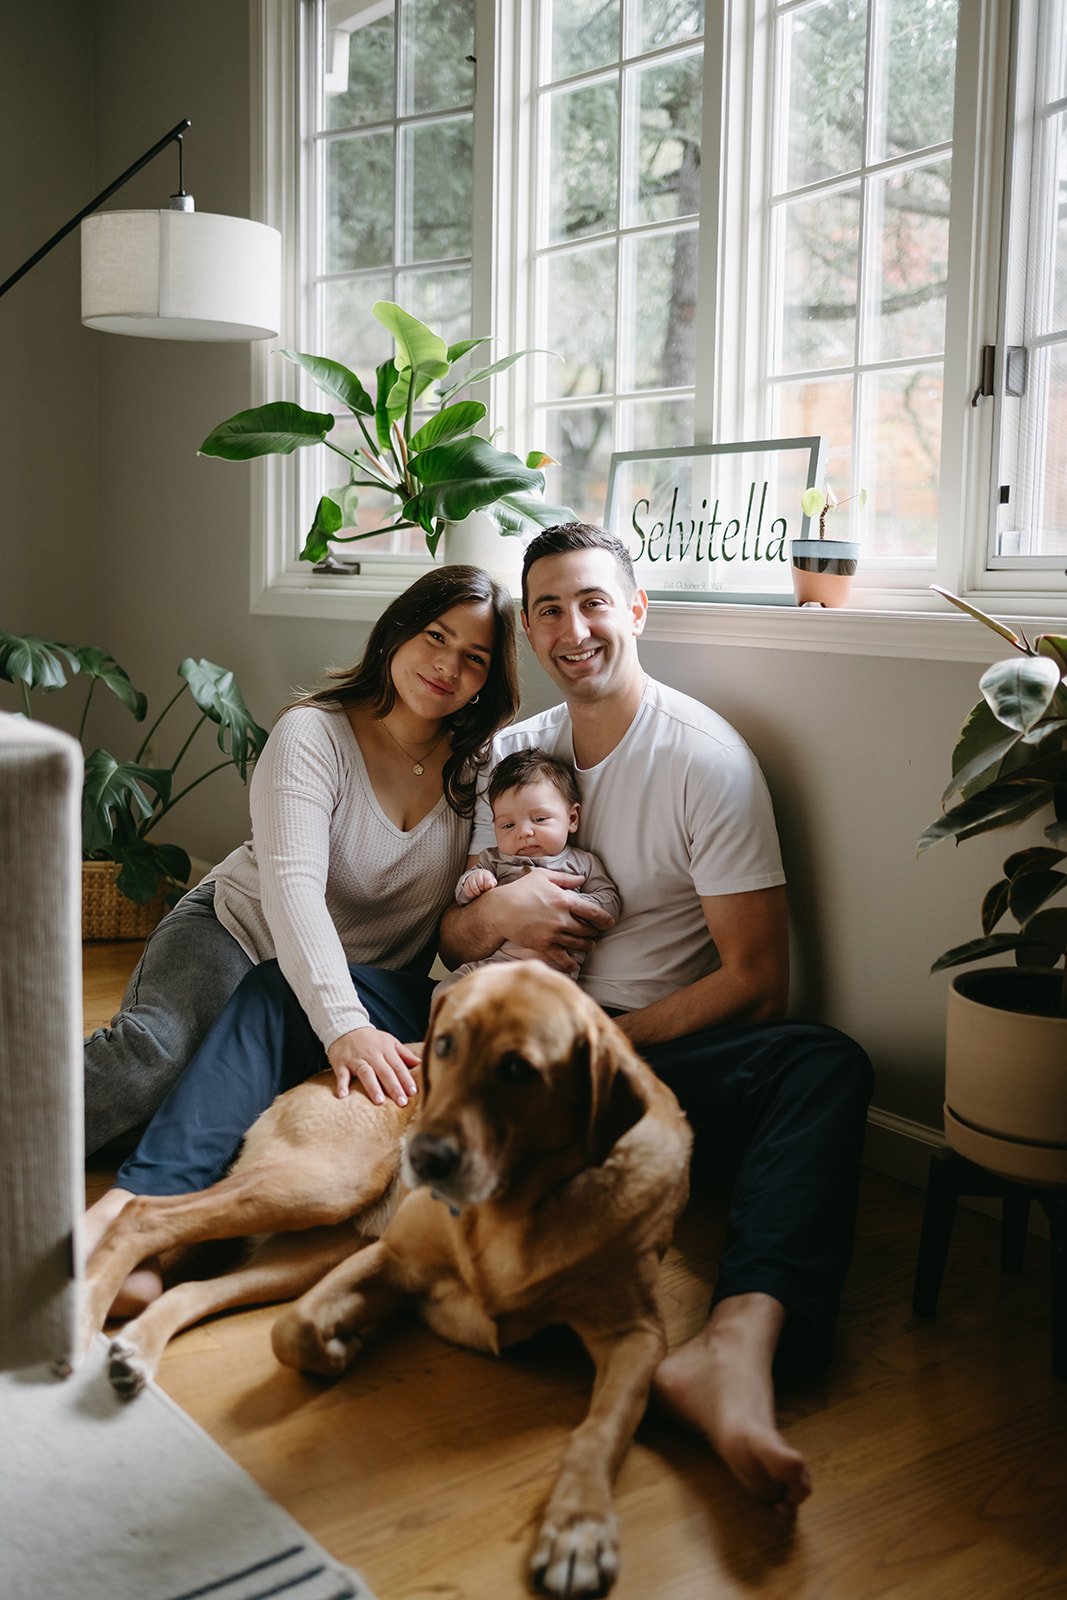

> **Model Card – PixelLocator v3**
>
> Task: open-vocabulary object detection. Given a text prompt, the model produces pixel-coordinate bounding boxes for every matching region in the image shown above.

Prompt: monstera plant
[0,631,267,905]
[199,300,573,561]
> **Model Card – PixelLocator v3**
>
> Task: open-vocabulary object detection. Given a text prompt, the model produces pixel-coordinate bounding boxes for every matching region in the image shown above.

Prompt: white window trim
[248,0,1067,645]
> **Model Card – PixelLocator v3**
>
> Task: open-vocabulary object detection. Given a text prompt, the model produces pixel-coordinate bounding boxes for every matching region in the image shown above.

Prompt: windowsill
[252,567,1067,665]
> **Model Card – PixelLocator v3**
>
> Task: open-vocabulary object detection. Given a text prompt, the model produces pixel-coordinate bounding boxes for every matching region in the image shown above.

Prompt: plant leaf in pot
[0,630,268,912]
[918,589,1067,1180]
[199,301,576,563]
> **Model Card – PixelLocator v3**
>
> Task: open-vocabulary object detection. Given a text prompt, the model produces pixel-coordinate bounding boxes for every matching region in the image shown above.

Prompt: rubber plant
[0,632,267,905]
[917,588,1067,1015]
[199,300,574,561]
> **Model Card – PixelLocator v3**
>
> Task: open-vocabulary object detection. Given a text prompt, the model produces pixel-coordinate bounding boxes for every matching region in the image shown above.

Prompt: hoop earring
[468,692,480,704]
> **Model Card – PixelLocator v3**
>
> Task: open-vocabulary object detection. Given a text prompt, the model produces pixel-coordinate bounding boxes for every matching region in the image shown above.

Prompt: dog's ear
[580,1011,648,1167]
[421,984,451,1097]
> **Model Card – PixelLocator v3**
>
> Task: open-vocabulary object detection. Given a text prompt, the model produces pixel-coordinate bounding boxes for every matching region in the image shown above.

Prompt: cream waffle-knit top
[209,705,470,1049]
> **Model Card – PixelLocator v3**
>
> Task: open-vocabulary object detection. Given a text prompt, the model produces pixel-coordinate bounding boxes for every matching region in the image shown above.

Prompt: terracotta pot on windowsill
[790,538,859,607]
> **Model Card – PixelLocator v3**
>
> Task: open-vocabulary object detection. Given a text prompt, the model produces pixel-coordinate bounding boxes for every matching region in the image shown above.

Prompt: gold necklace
[378,718,448,776]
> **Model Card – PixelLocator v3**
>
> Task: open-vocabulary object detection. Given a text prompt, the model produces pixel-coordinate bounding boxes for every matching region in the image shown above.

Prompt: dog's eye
[434,1034,453,1059]
[496,1052,536,1085]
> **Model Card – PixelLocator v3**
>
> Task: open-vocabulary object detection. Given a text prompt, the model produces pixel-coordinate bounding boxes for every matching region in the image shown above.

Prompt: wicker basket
[81,860,169,942]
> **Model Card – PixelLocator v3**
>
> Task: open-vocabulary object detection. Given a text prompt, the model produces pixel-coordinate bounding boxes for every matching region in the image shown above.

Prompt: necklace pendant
[412,761,424,776]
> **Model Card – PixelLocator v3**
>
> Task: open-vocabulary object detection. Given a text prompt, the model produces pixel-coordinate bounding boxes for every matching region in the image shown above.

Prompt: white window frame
[248,0,1067,650]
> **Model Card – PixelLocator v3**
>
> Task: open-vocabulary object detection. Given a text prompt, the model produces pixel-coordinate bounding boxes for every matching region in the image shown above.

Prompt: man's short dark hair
[487,747,580,811]
[521,522,637,613]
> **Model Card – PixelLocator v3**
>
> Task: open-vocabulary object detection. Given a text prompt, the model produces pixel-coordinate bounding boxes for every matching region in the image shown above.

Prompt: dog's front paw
[271,1305,363,1377]
[107,1335,150,1399]
[531,1510,620,1599]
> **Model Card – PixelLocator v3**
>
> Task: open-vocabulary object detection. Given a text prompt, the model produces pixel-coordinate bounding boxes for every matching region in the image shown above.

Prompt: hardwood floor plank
[83,943,1067,1599]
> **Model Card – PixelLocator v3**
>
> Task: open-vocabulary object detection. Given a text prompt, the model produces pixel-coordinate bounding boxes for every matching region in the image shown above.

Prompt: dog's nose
[408,1134,461,1185]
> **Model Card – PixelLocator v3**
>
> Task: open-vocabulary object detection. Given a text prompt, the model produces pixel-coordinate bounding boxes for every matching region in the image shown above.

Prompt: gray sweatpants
[83,881,254,1156]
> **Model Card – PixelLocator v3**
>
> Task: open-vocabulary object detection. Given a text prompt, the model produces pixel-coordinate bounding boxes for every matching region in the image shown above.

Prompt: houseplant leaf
[0,632,80,692]
[445,336,492,363]
[918,779,1053,850]
[110,834,192,904]
[299,495,345,563]
[179,659,269,778]
[374,357,401,454]
[979,655,1062,733]
[278,350,374,415]
[199,402,335,459]
[930,932,1033,971]
[404,437,545,531]
[73,647,147,721]
[409,401,487,453]
[437,348,553,405]
[1008,867,1067,925]
[82,749,172,853]
[373,301,449,376]
[487,489,577,537]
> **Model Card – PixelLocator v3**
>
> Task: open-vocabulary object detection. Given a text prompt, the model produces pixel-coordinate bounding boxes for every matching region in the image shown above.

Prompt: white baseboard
[862,1106,1049,1239]
[863,1107,944,1188]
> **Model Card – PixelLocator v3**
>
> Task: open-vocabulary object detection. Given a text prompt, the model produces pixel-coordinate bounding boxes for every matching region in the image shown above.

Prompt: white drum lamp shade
[81,209,281,341]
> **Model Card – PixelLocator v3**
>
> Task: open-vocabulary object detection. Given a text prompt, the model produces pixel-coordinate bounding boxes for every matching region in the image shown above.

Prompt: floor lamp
[0,118,281,341]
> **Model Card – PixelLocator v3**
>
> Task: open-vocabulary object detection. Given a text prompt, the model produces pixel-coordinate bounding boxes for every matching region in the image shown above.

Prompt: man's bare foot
[83,1188,164,1320]
[652,1292,811,1517]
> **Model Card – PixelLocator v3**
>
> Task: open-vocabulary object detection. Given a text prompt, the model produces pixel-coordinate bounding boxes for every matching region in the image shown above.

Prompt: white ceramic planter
[439,510,523,592]
[943,967,1067,1184]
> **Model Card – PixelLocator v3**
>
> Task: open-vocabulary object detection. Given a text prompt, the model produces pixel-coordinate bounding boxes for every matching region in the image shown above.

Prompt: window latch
[971,345,996,406]
[1005,345,1028,398]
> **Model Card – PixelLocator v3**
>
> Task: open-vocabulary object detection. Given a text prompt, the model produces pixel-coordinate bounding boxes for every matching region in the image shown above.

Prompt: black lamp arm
[0,117,192,301]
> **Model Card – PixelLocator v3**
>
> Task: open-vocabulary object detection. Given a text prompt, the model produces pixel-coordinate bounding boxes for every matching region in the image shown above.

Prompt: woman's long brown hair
[289,565,519,815]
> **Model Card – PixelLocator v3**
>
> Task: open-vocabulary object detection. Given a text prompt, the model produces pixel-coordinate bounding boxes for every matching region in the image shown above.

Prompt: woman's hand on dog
[327,1026,420,1107]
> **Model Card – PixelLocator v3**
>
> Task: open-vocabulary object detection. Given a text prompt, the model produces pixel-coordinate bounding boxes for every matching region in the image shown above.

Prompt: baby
[440,747,621,989]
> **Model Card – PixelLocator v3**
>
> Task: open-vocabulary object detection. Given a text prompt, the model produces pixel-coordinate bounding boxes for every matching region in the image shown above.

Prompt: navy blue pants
[115,962,436,1196]
[640,1022,873,1363]
[117,959,873,1362]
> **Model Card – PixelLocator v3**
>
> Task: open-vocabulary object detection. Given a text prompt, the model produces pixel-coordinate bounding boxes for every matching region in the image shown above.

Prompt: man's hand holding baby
[481,868,615,976]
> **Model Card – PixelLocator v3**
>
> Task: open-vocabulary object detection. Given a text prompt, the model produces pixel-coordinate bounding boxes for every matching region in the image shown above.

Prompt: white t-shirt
[470,678,785,1013]
[210,705,470,1048]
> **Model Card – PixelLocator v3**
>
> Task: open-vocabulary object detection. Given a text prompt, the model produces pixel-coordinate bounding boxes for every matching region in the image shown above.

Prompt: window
[252,0,1067,619]
[993,0,1067,569]
[764,0,958,570]
[320,0,479,558]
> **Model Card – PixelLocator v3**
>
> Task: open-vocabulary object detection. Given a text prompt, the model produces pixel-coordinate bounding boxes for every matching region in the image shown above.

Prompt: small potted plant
[918,587,1067,1182]
[793,481,867,606]
[0,631,267,938]
[199,300,574,566]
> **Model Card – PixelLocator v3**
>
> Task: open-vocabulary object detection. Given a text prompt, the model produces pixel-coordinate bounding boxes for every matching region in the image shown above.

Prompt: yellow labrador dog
[273,963,692,1598]
[81,962,691,1598]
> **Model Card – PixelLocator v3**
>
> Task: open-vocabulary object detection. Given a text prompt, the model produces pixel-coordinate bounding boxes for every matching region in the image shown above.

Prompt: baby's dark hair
[487,747,580,811]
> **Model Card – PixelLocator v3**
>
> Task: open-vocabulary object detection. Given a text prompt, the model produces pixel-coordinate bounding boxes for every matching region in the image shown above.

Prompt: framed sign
[604,437,827,603]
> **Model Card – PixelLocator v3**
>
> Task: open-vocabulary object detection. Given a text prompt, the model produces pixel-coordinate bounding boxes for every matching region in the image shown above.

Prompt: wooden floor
[85,943,1067,1600]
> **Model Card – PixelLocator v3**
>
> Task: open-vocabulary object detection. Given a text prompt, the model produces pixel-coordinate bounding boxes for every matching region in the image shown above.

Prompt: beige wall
[1,1,1038,1141]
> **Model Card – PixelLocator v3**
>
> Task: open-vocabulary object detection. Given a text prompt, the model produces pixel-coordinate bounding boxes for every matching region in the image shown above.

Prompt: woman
[85,566,518,1272]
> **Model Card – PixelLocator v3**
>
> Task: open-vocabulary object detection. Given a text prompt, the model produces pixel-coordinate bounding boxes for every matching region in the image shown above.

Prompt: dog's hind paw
[107,1336,150,1399]
[531,1512,620,1599]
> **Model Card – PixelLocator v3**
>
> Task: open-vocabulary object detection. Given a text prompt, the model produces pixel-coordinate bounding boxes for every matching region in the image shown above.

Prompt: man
[439,523,873,1514]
